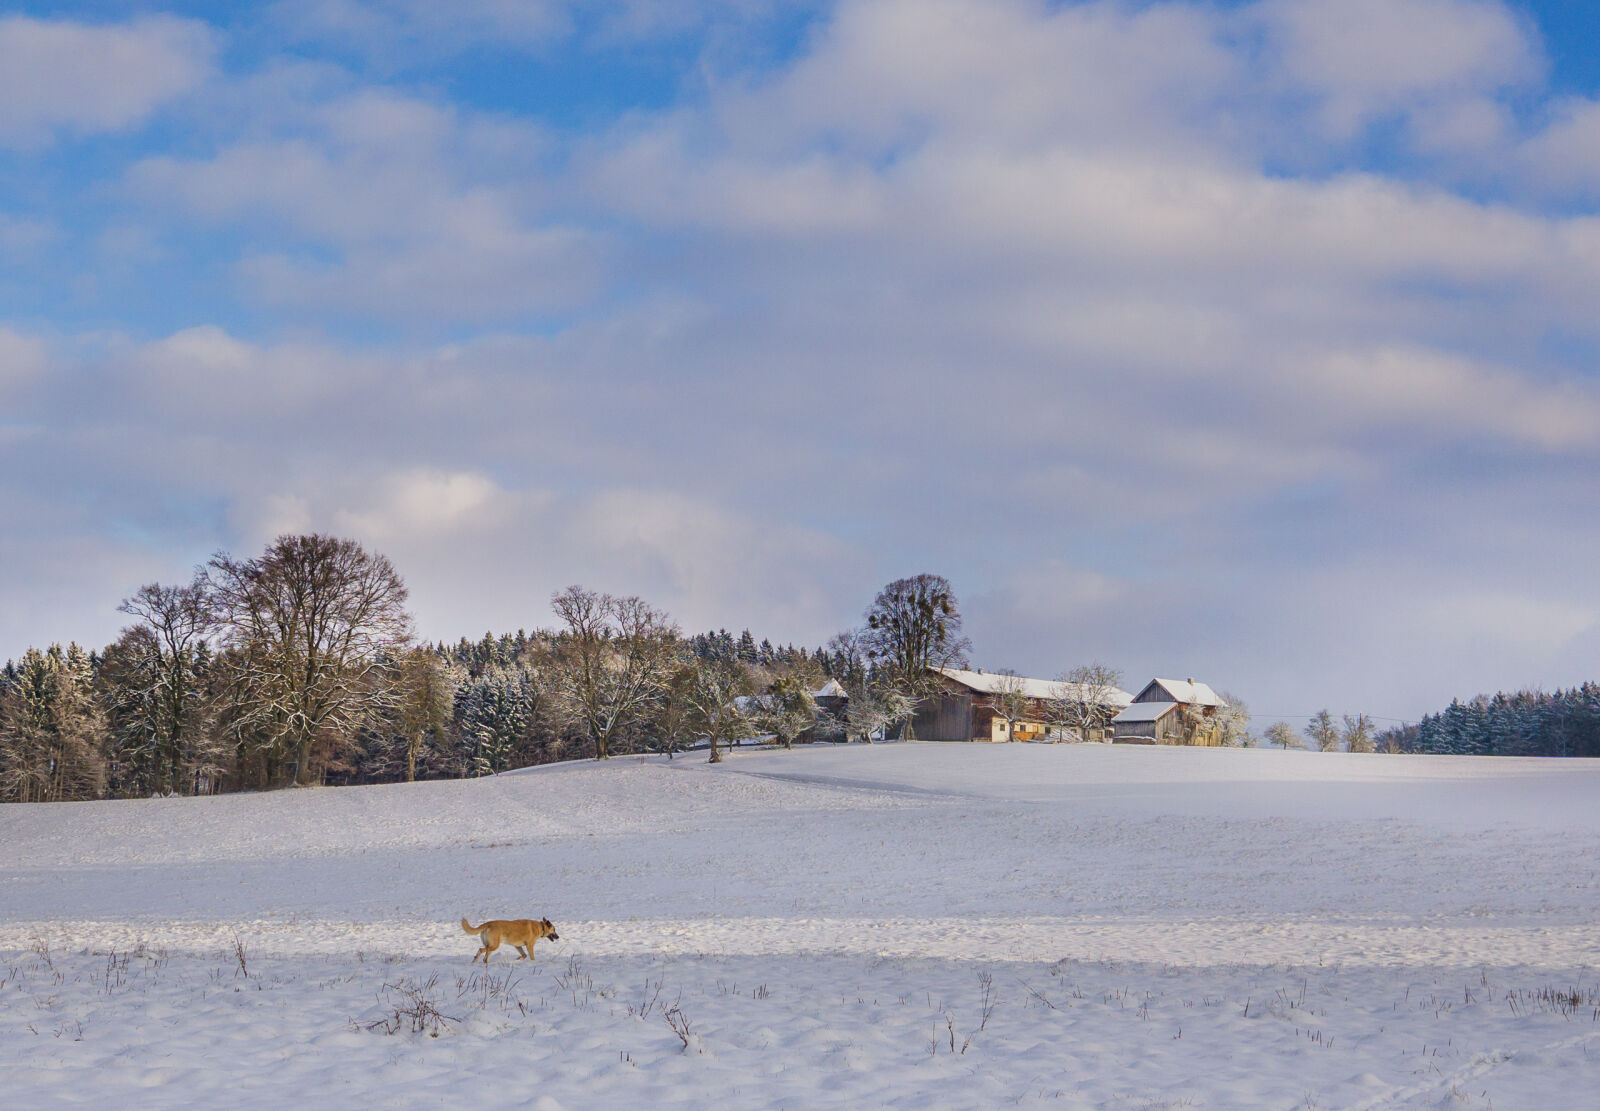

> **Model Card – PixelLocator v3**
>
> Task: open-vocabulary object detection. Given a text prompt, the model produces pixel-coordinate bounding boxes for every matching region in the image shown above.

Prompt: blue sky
[3,0,1600,723]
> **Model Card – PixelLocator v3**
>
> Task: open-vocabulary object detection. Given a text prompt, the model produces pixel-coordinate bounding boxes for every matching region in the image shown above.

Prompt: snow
[4,743,1599,1109]
[1109,701,1180,723]
[1137,678,1223,706]
[936,667,1133,706]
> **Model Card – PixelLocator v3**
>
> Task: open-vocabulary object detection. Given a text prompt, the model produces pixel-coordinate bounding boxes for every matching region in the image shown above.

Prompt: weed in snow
[362,974,458,1037]
[663,993,699,1053]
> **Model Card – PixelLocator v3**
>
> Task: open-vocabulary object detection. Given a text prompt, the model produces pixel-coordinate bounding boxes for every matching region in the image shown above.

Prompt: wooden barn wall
[913,691,976,741]
[1133,682,1171,704]
[1114,719,1160,741]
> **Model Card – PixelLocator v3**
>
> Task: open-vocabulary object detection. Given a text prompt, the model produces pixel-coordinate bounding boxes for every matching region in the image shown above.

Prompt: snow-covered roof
[1112,701,1182,723]
[934,667,1133,707]
[813,679,848,700]
[1139,678,1222,706]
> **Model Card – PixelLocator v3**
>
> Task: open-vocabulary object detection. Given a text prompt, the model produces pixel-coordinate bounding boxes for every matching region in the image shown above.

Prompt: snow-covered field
[3,743,1598,1109]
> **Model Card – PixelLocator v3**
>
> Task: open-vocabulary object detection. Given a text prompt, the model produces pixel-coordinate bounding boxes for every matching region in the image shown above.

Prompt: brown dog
[460,916,559,963]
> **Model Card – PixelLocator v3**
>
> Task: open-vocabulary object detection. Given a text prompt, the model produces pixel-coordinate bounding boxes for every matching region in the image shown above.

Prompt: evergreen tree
[0,644,105,802]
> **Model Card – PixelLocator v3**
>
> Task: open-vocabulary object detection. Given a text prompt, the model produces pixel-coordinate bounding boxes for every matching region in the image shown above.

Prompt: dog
[460,916,559,963]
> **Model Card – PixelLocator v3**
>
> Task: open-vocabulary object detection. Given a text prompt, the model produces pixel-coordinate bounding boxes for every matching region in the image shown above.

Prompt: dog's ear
[543,918,552,927]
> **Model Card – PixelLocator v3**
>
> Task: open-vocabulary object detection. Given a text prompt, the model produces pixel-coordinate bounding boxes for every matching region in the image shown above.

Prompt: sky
[2,0,1599,725]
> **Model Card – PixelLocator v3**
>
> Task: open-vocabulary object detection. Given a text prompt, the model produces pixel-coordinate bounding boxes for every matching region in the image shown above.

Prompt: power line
[1254,712,1418,725]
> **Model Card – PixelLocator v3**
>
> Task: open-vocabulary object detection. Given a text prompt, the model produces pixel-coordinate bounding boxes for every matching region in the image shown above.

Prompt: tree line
[1258,686,1600,758]
[1407,688,1600,757]
[0,544,999,801]
[1260,711,1402,753]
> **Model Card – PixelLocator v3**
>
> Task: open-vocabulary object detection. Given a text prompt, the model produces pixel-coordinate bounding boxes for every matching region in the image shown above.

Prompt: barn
[1110,678,1224,745]
[910,667,1133,743]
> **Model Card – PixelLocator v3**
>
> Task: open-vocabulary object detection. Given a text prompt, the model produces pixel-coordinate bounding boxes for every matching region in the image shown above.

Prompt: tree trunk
[295,735,314,786]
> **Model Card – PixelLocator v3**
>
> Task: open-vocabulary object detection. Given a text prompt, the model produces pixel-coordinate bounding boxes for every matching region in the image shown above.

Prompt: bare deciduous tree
[1048,663,1124,743]
[396,648,453,782]
[1342,713,1376,753]
[686,657,752,763]
[825,629,870,695]
[1304,709,1340,752]
[208,534,412,786]
[989,670,1030,741]
[862,574,970,737]
[652,657,700,760]
[549,586,679,760]
[844,689,890,744]
[1263,721,1300,749]
[1376,723,1417,754]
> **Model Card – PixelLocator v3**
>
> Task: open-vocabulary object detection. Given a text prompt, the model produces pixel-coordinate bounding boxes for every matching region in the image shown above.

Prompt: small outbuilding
[812,678,849,727]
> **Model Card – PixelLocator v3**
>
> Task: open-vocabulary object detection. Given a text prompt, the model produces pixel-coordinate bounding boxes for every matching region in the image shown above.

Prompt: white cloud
[1517,98,1600,198]
[721,0,1238,157]
[130,91,521,242]
[332,470,511,540]
[1408,95,1515,158]
[236,224,603,321]
[226,474,861,644]
[562,488,857,631]
[0,215,55,255]
[0,327,49,394]
[129,90,601,321]
[1256,0,1541,141]
[1303,347,1600,451]
[272,0,788,60]
[0,16,215,147]
[272,0,570,56]
[1416,591,1596,655]
[127,325,382,418]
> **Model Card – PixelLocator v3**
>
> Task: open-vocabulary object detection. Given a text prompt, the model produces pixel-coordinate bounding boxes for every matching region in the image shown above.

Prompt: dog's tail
[461,917,483,934]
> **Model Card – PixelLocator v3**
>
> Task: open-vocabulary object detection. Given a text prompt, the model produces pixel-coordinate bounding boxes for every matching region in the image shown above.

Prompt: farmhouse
[910,667,1134,743]
[813,678,849,721]
[1110,678,1224,745]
